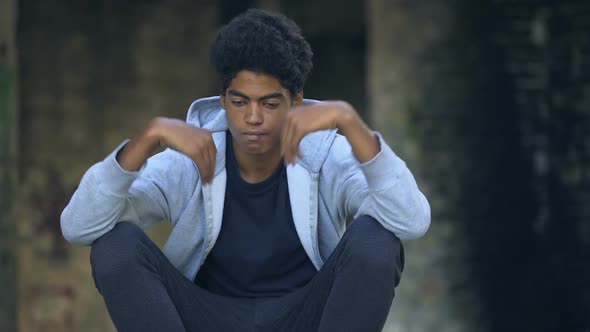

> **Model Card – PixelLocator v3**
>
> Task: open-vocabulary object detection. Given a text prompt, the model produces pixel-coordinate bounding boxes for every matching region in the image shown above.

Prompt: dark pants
[90,215,404,332]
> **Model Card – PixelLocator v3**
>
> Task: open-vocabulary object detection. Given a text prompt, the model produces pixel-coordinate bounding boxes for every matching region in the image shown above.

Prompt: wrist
[334,102,358,135]
[333,102,380,163]
[144,117,169,148]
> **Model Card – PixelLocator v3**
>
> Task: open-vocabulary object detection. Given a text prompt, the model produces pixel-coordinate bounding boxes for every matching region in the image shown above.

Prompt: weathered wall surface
[368,1,482,331]
[0,0,18,331]
[369,0,590,331]
[8,0,590,331]
[484,1,590,331]
[16,1,218,330]
[283,0,368,116]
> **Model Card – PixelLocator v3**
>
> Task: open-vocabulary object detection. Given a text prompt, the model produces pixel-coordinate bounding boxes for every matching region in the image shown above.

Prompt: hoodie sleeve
[60,141,189,245]
[326,133,431,240]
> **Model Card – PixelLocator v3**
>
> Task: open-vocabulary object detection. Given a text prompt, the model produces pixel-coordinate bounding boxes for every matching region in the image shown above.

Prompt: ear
[292,90,304,107]
[220,94,226,109]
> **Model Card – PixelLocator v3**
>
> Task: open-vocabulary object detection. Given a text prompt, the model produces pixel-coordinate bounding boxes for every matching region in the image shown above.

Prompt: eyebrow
[227,90,286,102]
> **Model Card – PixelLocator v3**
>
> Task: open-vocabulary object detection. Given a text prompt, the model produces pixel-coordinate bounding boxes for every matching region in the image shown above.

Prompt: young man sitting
[61,8,430,332]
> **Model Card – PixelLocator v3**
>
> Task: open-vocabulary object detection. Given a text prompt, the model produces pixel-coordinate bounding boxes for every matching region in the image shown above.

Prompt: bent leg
[317,215,404,331]
[90,222,191,331]
[90,222,252,332]
[260,215,404,332]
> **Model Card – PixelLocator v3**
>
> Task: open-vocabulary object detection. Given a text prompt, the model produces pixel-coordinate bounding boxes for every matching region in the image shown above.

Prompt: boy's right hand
[117,117,217,183]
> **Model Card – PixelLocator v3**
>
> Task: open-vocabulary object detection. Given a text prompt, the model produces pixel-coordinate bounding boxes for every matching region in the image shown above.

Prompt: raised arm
[60,117,217,245]
[117,117,217,182]
[282,101,430,239]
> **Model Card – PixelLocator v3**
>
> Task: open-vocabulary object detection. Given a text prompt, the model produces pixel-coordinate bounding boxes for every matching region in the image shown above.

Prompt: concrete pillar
[367,1,481,331]
[0,0,18,330]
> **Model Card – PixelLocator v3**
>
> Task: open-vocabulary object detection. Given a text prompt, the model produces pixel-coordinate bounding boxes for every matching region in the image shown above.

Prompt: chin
[245,146,271,155]
[236,140,266,154]
[234,136,279,157]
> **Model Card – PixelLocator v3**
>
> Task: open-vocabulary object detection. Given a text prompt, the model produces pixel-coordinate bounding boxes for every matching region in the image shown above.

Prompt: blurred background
[1,0,589,331]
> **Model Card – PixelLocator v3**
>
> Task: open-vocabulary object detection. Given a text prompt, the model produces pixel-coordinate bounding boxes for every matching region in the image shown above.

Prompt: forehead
[228,70,288,98]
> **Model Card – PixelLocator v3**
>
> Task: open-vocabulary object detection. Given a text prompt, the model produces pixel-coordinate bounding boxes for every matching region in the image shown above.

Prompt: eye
[264,102,280,109]
[231,100,246,107]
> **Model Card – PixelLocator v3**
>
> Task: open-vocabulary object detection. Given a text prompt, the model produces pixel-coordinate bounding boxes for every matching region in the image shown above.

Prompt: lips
[243,131,266,141]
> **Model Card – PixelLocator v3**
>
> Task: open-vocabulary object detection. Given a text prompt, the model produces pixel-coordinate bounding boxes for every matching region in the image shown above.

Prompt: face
[221,70,303,158]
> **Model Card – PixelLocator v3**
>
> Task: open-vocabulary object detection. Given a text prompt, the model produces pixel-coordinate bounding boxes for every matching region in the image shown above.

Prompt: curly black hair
[210,9,313,97]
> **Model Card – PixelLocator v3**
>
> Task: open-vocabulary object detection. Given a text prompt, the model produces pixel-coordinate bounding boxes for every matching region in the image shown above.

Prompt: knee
[344,216,405,283]
[90,222,148,285]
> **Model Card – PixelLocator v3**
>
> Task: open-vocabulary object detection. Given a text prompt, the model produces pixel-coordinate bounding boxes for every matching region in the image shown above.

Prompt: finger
[194,158,205,183]
[281,116,292,164]
[207,143,216,182]
[197,150,211,184]
[288,121,304,165]
[284,118,297,165]
[194,158,206,184]
[205,148,214,183]
[202,133,216,183]
[281,114,291,147]
[290,129,303,165]
[200,151,210,184]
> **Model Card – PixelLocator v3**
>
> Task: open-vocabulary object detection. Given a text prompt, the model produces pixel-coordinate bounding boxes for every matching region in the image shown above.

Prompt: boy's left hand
[281,101,380,165]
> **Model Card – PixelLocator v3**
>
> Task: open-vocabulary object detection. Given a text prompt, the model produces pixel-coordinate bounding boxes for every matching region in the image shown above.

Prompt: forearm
[360,133,430,238]
[61,143,144,244]
[62,139,176,244]
[336,105,380,163]
[332,133,430,239]
[117,118,165,171]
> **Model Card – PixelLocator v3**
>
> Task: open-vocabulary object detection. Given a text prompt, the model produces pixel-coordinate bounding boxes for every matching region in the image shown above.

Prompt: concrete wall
[16,1,218,330]
[369,0,590,331]
[485,1,590,330]
[368,1,481,331]
[0,0,18,330]
[9,0,590,331]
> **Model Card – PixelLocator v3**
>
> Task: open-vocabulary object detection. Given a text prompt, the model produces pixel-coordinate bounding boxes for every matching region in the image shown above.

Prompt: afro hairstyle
[210,9,313,98]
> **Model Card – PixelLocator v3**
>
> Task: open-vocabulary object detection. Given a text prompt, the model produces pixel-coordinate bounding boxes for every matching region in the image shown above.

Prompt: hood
[185,96,338,174]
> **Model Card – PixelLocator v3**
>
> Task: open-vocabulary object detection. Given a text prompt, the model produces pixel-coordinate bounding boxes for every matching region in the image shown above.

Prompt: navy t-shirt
[194,131,317,298]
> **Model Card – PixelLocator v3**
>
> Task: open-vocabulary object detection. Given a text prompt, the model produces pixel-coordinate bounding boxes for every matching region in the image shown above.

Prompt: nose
[245,104,263,125]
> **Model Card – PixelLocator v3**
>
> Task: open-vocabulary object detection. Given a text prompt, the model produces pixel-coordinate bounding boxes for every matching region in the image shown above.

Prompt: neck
[232,140,282,183]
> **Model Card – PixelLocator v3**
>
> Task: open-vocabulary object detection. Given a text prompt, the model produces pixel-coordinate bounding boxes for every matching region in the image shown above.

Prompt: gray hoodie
[61,96,431,281]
